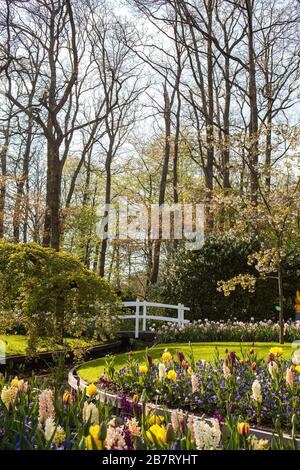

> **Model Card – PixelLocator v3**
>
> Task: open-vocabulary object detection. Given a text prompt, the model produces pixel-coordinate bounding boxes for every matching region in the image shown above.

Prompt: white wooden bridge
[118,300,190,338]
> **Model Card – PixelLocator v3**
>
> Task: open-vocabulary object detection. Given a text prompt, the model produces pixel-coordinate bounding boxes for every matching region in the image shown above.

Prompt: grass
[77,341,293,383]
[0,335,99,356]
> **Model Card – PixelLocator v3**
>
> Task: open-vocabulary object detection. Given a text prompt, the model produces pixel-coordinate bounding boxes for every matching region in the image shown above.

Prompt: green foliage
[157,234,299,321]
[0,242,119,352]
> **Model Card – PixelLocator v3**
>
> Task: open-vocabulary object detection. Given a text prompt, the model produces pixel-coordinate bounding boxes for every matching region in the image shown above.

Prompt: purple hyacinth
[99,375,113,388]
[120,393,134,416]
[122,425,134,450]
[177,351,185,363]
[147,353,153,367]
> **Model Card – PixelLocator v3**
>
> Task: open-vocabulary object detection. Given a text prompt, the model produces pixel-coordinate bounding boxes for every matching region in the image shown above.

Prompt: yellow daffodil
[294,365,300,373]
[86,383,98,397]
[139,364,148,374]
[237,422,250,437]
[146,424,167,446]
[167,369,177,381]
[86,424,103,450]
[269,347,283,358]
[162,350,172,363]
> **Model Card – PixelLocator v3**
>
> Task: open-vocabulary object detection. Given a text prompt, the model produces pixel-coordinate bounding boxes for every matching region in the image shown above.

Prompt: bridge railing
[118,300,190,338]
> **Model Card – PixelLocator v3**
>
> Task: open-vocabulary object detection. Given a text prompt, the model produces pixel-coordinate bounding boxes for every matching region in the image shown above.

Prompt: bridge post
[142,301,147,332]
[178,303,183,325]
[135,299,140,338]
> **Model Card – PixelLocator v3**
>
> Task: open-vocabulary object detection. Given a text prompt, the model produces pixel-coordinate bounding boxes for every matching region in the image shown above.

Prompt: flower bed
[87,346,300,438]
[0,373,298,450]
[154,319,300,343]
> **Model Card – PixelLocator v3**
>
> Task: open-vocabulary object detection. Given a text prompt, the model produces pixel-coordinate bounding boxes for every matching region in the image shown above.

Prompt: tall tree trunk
[13,118,32,242]
[246,0,259,204]
[173,91,181,249]
[278,261,284,344]
[22,180,29,242]
[0,119,10,238]
[150,84,172,285]
[43,142,52,247]
[43,143,62,250]
[50,152,62,250]
[0,146,8,239]
[204,0,214,232]
[264,97,272,191]
[223,53,231,190]
[99,144,113,277]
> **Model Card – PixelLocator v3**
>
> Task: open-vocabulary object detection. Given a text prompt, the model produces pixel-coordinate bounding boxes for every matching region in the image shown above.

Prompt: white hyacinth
[268,361,278,378]
[252,379,262,403]
[44,417,66,447]
[158,362,166,380]
[292,353,300,366]
[82,401,99,425]
[193,418,221,450]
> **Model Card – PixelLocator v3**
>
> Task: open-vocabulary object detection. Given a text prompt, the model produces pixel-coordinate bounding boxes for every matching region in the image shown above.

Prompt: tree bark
[98,143,113,277]
[278,262,284,344]
[150,83,172,284]
[43,143,62,250]
[0,126,9,238]
[205,0,214,232]
[13,118,32,242]
[246,0,259,204]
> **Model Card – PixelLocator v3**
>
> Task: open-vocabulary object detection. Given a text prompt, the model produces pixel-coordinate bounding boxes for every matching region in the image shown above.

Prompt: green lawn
[0,335,98,356]
[77,341,293,383]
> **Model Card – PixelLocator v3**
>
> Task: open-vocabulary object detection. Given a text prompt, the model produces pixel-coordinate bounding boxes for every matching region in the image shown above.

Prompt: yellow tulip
[139,364,148,374]
[86,425,102,450]
[86,383,98,397]
[11,376,19,388]
[146,424,167,446]
[162,350,172,363]
[237,422,250,437]
[63,391,73,405]
[148,413,165,425]
[167,370,177,381]
[269,347,283,358]
[133,394,139,404]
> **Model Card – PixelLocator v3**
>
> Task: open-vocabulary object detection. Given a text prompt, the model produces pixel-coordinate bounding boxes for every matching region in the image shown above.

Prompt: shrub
[0,242,119,351]
[157,234,299,321]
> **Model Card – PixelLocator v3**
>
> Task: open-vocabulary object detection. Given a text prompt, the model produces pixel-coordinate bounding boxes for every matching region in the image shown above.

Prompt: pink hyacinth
[106,424,127,450]
[223,362,231,380]
[191,373,199,393]
[171,409,179,432]
[38,388,55,423]
[187,415,195,443]
[286,367,294,388]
